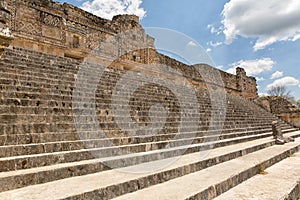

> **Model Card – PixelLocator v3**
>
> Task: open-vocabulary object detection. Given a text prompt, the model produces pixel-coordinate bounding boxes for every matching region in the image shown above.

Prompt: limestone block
[272,121,295,145]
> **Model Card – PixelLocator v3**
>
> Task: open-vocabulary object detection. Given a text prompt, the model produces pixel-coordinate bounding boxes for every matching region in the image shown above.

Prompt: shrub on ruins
[296,100,300,108]
[267,85,295,104]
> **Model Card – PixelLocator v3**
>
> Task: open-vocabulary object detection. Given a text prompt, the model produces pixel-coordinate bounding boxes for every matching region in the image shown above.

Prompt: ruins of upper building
[1,0,258,99]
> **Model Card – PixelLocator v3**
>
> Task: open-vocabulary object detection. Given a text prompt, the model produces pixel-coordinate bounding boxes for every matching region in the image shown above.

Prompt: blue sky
[57,0,300,100]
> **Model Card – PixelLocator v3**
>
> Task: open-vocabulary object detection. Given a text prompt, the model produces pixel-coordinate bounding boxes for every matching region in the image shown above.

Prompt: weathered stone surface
[278,112,300,128]
[272,121,286,144]
[215,152,300,200]
[0,0,299,199]
[0,1,13,57]
[0,41,297,198]
[272,121,295,145]
[256,96,300,128]
[256,96,296,114]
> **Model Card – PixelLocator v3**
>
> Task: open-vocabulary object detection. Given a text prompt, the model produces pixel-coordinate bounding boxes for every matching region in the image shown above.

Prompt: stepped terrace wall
[0,46,298,199]
[0,46,288,142]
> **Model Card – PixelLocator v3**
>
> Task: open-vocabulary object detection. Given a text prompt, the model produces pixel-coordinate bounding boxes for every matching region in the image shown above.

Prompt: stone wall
[255,96,300,127]
[2,0,258,99]
[0,1,13,56]
[152,53,257,99]
[277,112,300,128]
[236,67,257,99]
[4,0,155,59]
[255,96,296,114]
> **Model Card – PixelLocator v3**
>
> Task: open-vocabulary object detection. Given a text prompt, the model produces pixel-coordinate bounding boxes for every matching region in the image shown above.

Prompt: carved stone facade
[3,0,154,59]
[0,1,13,56]
[2,0,258,99]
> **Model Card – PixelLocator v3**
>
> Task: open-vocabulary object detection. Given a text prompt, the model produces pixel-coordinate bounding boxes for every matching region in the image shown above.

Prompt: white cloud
[259,93,268,97]
[292,34,300,41]
[81,0,146,20]
[207,24,217,34]
[207,24,223,35]
[226,58,274,76]
[221,0,300,50]
[206,48,212,52]
[256,77,265,81]
[187,41,197,47]
[207,41,222,47]
[267,76,300,90]
[271,71,283,79]
[215,65,223,70]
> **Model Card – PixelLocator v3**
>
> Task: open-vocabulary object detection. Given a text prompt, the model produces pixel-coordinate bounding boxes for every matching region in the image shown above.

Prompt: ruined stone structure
[256,96,300,128]
[272,121,295,144]
[5,0,153,59]
[279,111,300,128]
[1,0,257,99]
[0,1,13,55]
[0,0,299,199]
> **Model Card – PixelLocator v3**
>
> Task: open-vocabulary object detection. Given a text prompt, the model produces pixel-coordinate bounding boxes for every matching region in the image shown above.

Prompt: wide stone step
[0,102,285,115]
[0,113,279,124]
[2,127,251,146]
[0,102,274,115]
[215,153,300,200]
[113,135,300,200]
[4,128,295,172]
[0,127,280,158]
[0,125,295,147]
[0,105,281,125]
[0,131,299,199]
[0,122,280,132]
[0,120,283,136]
[0,114,278,126]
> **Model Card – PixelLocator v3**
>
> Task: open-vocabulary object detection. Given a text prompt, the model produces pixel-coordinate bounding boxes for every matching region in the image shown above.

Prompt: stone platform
[0,47,299,199]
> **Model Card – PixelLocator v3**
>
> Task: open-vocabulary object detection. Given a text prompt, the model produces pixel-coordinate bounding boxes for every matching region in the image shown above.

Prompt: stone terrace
[0,46,299,199]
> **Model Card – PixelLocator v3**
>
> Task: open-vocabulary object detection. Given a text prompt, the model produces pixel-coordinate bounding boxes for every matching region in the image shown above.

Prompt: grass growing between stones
[258,164,268,175]
[288,153,295,157]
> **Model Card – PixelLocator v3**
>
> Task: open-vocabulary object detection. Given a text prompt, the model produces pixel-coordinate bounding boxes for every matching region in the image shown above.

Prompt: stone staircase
[0,47,299,199]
